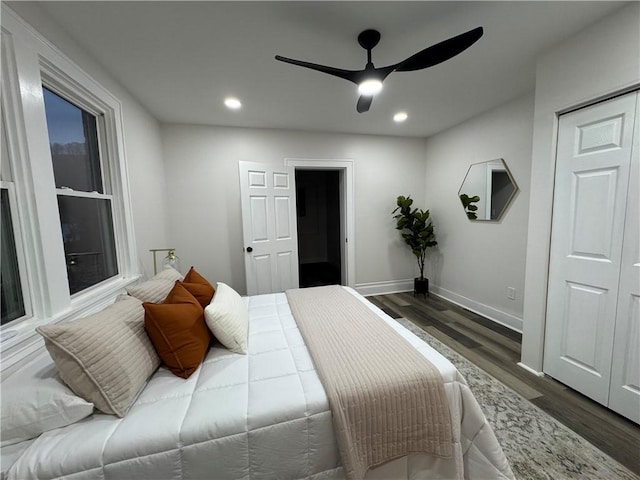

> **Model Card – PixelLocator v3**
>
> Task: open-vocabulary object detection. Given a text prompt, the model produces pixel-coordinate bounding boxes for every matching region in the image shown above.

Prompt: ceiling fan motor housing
[357,29,381,51]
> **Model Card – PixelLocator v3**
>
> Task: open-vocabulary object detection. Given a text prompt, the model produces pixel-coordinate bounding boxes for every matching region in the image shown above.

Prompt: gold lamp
[150,248,180,275]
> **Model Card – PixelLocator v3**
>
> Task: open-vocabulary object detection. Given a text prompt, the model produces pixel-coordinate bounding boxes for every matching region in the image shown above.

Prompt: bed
[1,285,513,480]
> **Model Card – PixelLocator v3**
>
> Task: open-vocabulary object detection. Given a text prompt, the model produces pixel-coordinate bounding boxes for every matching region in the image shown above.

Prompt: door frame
[284,158,355,288]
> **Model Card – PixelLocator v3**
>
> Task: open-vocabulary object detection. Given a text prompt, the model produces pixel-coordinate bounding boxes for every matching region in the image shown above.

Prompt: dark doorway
[296,170,342,287]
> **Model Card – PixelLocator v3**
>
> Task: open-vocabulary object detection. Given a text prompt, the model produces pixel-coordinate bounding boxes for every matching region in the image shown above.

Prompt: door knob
[246,247,253,253]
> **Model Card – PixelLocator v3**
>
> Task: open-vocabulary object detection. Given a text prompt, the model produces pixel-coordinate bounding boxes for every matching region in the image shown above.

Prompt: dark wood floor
[367,291,640,476]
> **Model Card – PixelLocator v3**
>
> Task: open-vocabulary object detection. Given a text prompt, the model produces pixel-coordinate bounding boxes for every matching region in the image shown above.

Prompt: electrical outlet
[507,287,516,300]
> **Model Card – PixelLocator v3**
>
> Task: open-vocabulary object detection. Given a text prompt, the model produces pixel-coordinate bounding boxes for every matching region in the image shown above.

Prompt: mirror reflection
[458,159,518,221]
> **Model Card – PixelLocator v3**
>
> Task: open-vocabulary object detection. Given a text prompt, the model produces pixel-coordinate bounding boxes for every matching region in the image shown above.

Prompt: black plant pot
[414,277,429,298]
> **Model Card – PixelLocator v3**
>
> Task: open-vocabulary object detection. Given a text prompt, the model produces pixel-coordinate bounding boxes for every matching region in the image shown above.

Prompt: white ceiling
[28,1,626,138]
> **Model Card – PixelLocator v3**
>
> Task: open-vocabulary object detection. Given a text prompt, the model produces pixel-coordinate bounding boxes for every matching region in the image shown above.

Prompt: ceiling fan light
[358,79,383,96]
[224,97,242,109]
[393,112,408,123]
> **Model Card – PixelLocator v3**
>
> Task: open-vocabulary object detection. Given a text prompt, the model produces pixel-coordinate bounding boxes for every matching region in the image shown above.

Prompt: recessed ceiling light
[224,97,242,110]
[393,112,408,123]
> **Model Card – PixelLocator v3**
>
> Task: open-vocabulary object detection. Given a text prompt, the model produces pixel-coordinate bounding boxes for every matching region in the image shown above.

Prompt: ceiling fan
[275,26,483,113]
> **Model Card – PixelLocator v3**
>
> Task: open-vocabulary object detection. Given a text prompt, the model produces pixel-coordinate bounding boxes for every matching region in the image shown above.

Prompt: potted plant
[392,195,438,297]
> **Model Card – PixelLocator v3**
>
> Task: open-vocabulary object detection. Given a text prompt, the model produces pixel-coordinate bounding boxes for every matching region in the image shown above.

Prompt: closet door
[544,93,637,405]
[608,93,640,423]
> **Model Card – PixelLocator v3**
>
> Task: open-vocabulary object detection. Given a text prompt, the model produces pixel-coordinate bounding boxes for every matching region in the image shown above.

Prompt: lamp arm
[149,248,177,275]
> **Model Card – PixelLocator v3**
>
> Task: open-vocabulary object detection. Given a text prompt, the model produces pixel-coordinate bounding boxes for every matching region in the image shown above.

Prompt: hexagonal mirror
[458,159,518,221]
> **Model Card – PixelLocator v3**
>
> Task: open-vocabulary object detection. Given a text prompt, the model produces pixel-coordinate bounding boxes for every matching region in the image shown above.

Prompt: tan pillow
[181,266,215,308]
[36,296,160,417]
[126,266,183,303]
[204,282,248,354]
[143,282,211,379]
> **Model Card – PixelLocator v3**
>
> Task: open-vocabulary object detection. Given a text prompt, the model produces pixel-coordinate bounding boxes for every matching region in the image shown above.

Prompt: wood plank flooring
[367,291,640,475]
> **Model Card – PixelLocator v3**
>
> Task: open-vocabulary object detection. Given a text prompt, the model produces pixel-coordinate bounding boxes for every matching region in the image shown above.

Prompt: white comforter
[6,288,513,479]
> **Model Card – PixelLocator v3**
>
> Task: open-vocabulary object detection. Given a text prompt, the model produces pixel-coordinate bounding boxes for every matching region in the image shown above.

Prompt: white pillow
[204,282,248,354]
[1,354,94,447]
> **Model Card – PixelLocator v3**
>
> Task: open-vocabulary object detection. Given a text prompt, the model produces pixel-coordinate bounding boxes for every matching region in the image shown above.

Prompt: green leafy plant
[459,193,480,220]
[392,195,437,280]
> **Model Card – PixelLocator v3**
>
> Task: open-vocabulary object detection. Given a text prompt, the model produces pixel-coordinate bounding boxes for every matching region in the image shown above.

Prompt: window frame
[0,7,139,366]
[42,78,122,295]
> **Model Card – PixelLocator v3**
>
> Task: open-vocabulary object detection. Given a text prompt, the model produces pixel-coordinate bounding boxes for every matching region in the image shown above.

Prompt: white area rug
[396,317,639,480]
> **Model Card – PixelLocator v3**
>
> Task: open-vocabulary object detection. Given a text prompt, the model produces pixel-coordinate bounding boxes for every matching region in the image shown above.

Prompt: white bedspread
[5,288,513,480]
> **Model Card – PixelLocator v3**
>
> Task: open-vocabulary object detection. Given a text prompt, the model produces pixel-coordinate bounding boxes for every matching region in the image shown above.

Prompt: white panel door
[239,161,299,295]
[544,93,637,405]
[609,93,640,423]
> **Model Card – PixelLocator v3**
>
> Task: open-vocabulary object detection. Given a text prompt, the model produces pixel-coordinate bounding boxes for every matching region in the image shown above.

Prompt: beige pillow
[36,296,160,417]
[126,266,183,303]
[204,282,248,354]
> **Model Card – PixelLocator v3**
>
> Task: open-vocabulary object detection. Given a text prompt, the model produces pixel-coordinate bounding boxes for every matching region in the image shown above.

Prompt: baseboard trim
[430,285,523,333]
[517,362,545,377]
[355,279,414,297]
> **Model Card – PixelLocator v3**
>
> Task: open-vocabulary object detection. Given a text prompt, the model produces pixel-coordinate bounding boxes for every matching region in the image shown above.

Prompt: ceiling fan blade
[394,27,483,72]
[275,55,360,84]
[356,95,373,113]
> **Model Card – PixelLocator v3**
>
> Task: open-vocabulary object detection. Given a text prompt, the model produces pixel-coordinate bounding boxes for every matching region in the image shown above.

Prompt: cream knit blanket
[286,286,452,480]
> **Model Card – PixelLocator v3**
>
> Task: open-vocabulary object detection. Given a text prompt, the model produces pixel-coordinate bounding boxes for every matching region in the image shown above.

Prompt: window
[43,87,102,192]
[0,9,138,355]
[43,87,119,294]
[1,188,25,324]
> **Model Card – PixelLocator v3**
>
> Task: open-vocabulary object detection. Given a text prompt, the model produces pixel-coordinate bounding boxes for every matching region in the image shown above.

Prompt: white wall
[7,3,170,278]
[521,3,640,373]
[161,124,427,295]
[423,94,534,331]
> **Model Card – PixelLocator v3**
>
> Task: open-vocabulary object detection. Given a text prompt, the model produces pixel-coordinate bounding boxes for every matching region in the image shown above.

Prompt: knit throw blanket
[286,286,453,480]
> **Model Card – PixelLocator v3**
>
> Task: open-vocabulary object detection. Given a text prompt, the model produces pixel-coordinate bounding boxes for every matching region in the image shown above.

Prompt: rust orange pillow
[182,267,215,308]
[143,281,210,378]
